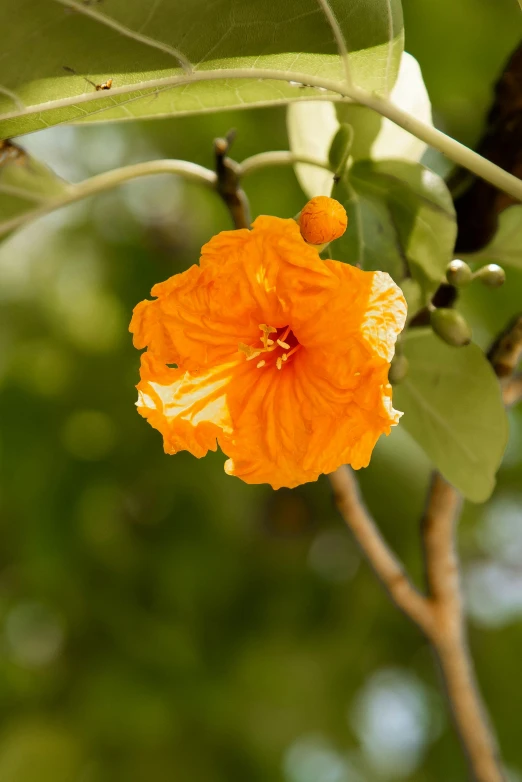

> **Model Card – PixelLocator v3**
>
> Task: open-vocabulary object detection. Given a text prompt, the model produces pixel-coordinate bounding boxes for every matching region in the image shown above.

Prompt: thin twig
[329,466,434,636]
[0,159,217,239]
[239,150,332,177]
[214,130,251,229]
[0,150,329,240]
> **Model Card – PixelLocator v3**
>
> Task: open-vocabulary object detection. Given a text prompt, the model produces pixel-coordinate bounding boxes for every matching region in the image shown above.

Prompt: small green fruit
[389,354,409,385]
[476,263,506,288]
[430,308,472,347]
[446,259,473,286]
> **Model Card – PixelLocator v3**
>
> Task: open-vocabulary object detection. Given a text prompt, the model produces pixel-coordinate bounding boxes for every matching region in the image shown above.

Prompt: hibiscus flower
[130,199,406,489]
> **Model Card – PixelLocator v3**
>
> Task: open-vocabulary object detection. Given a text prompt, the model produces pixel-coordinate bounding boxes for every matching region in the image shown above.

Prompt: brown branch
[419,316,522,780]
[488,314,522,378]
[503,373,522,406]
[422,472,463,607]
[454,43,522,253]
[422,474,504,782]
[214,130,251,229]
[330,314,522,781]
[330,464,505,781]
[329,465,435,637]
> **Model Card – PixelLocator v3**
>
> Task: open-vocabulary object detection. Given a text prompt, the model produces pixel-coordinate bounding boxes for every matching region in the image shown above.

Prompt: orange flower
[130,215,406,489]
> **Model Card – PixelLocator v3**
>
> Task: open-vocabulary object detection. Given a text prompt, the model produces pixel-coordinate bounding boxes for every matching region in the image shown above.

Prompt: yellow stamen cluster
[259,324,276,349]
[239,324,299,370]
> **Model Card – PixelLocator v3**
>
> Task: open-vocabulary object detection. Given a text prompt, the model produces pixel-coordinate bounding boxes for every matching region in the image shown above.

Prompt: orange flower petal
[136,351,240,458]
[361,270,408,361]
[130,215,407,488]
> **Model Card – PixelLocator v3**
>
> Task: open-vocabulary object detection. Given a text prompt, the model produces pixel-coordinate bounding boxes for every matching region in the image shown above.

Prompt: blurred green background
[1,2,522,780]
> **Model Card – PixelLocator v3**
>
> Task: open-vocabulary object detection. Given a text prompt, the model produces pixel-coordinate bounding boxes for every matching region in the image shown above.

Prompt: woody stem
[330,466,504,782]
[214,131,251,229]
[331,315,522,780]
[328,466,434,635]
[421,474,504,782]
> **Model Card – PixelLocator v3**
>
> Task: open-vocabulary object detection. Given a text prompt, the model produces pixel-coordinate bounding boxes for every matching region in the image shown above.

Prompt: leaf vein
[51,0,193,73]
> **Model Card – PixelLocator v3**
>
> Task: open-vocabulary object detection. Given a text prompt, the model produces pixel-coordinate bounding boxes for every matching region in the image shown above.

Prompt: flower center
[238,324,301,370]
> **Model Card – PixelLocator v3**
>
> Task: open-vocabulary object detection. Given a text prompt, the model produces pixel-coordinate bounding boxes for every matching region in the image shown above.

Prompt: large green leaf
[332,160,456,317]
[464,205,522,269]
[393,329,508,503]
[0,0,403,139]
[0,140,70,230]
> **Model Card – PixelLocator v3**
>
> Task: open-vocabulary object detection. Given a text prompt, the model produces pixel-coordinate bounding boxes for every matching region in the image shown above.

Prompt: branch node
[214,130,250,229]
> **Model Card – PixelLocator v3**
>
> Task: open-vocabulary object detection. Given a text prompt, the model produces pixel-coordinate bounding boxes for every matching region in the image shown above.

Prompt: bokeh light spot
[4,602,65,669]
[284,734,362,782]
[349,668,436,778]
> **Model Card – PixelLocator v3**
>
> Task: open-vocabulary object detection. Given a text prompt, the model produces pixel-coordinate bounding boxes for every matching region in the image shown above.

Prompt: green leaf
[287,52,431,199]
[332,159,456,317]
[335,52,432,163]
[465,205,522,268]
[0,141,69,235]
[393,329,508,503]
[0,0,403,139]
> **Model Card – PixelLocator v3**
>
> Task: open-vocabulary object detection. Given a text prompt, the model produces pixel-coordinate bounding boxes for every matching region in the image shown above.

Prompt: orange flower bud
[299,196,348,245]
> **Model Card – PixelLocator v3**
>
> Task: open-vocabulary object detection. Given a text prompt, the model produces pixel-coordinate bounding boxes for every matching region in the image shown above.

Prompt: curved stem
[0,152,332,238]
[349,84,522,202]
[240,151,332,177]
[2,67,521,201]
[0,69,348,123]
[0,159,216,237]
[65,158,216,194]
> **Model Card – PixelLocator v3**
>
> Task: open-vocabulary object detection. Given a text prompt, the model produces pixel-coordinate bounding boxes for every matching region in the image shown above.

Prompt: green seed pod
[430,308,472,347]
[389,354,409,385]
[446,259,473,286]
[476,263,506,288]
